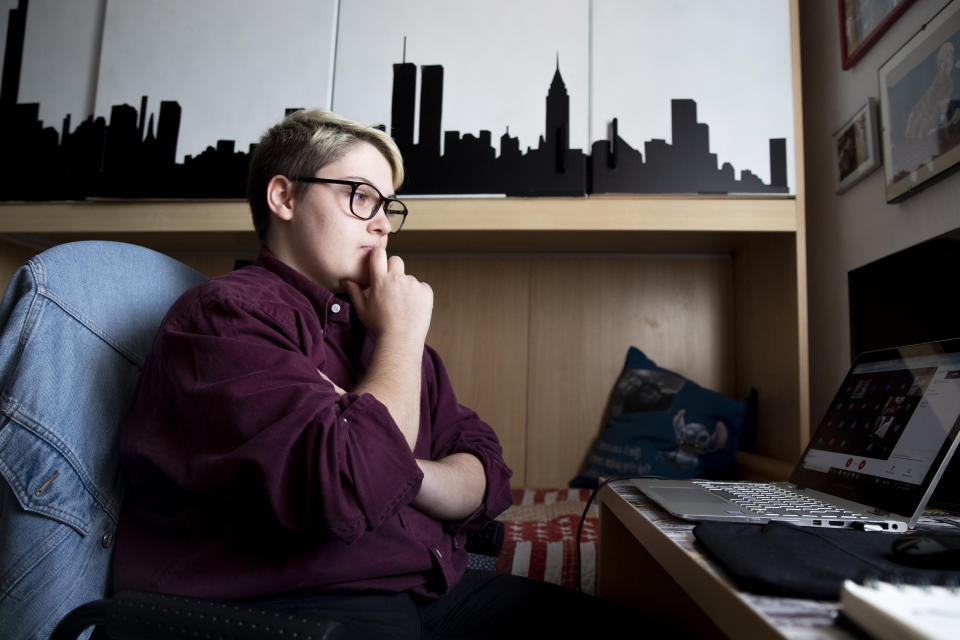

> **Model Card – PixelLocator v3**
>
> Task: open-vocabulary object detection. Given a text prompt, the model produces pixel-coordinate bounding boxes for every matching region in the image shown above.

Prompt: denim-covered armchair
[0,242,347,639]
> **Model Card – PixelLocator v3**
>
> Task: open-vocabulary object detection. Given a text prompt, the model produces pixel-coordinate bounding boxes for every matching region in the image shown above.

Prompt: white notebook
[841,579,960,640]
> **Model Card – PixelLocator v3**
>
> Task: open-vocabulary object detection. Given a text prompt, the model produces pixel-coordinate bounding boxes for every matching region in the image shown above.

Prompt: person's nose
[367,205,390,235]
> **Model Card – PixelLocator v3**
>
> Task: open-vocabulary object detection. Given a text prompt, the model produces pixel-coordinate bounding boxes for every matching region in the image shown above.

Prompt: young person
[114,109,648,638]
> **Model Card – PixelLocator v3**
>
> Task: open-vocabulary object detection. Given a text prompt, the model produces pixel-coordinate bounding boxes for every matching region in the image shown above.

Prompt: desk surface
[598,481,853,640]
[598,481,960,639]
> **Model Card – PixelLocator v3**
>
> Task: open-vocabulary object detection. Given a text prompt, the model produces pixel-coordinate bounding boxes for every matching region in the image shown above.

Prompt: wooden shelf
[0,196,800,256]
[0,201,252,234]
[405,196,798,233]
[0,195,798,235]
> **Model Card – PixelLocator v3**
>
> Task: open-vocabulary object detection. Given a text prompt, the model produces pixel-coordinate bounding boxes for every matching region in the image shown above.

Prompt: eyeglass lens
[350,183,405,231]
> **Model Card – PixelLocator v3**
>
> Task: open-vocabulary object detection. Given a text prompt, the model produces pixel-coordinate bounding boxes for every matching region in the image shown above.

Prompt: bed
[468,487,600,595]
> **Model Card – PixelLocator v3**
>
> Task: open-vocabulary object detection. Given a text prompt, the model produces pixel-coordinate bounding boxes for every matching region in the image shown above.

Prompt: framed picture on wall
[878,0,960,203]
[833,98,881,193]
[839,0,916,69]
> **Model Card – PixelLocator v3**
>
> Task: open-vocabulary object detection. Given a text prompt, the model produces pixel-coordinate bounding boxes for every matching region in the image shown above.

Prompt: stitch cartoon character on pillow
[658,408,728,470]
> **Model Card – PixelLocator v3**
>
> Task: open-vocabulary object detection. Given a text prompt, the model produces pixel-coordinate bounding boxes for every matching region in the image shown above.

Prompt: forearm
[345,249,432,452]
[413,453,487,521]
[354,334,422,451]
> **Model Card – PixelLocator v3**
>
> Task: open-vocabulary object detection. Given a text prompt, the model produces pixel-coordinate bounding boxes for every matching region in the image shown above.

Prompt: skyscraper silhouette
[0,0,27,109]
[391,61,416,156]
[419,65,443,159]
[590,99,788,194]
[387,53,586,196]
[770,138,787,189]
[545,59,569,171]
[157,100,182,166]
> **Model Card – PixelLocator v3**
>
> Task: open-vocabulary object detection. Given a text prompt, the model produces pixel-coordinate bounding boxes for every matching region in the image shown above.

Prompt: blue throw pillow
[570,347,755,488]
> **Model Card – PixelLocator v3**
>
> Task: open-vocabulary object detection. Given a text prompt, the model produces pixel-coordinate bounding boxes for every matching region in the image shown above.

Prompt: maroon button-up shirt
[113,248,513,599]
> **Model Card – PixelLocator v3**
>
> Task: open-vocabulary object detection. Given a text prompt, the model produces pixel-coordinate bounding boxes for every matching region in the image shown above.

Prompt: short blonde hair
[246,109,405,244]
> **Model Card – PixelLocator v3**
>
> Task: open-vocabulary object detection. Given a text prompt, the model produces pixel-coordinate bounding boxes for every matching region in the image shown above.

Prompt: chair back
[0,241,206,640]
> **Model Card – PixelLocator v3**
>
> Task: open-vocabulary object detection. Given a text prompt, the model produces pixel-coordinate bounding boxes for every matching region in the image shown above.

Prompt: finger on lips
[370,246,388,275]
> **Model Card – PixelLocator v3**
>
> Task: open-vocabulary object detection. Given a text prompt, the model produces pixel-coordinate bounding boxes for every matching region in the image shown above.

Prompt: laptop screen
[791,339,960,518]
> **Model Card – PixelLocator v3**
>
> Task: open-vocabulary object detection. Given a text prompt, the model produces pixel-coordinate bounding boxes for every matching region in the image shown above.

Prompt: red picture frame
[839,0,917,69]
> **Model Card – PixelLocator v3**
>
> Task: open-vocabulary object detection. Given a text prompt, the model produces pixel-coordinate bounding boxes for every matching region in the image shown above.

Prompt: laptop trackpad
[649,487,729,504]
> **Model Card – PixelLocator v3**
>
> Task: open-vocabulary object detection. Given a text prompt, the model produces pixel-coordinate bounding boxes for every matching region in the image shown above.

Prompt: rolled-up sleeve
[421,346,513,530]
[334,392,423,538]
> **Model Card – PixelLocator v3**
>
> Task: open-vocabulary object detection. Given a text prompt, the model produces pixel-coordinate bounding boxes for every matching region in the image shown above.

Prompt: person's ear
[266,175,295,222]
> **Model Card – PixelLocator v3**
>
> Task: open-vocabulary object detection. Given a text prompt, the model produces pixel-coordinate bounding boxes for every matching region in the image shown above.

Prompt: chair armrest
[50,590,349,640]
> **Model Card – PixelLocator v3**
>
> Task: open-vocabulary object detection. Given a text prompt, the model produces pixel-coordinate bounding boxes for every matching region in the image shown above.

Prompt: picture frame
[839,0,916,70]
[878,0,960,203]
[833,97,881,193]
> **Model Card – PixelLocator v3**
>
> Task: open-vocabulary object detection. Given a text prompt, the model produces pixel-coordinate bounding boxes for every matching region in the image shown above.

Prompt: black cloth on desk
[693,521,960,600]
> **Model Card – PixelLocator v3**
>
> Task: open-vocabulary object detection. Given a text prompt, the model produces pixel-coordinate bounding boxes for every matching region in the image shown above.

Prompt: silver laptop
[632,339,960,531]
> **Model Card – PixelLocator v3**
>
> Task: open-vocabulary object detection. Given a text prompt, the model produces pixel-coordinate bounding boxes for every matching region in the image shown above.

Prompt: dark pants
[248,570,658,639]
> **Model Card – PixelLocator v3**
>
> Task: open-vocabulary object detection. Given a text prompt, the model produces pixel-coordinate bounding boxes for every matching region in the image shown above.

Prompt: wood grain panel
[526,255,736,487]
[400,255,531,486]
[732,235,803,463]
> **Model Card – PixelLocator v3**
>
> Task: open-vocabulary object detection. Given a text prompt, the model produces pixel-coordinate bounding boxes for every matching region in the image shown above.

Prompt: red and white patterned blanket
[493,488,599,595]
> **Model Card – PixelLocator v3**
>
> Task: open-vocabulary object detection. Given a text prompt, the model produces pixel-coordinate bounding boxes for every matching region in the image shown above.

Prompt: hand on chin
[340,272,370,297]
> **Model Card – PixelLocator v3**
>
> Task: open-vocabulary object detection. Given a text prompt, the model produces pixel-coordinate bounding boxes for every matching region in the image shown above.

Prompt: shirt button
[330,303,341,313]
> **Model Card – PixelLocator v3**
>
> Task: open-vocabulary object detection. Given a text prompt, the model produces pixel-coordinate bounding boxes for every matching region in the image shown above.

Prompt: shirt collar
[254,246,351,326]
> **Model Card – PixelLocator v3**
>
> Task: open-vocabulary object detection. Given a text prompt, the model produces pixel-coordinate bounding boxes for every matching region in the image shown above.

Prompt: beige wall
[799,0,960,424]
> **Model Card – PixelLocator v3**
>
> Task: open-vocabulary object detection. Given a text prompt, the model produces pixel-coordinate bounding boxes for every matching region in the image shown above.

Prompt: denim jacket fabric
[0,241,205,640]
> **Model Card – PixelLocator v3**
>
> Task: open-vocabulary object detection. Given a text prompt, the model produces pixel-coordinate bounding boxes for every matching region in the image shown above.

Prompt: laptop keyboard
[694,481,869,520]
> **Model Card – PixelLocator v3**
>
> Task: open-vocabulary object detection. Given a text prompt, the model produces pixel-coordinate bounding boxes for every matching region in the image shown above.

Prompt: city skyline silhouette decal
[0,0,787,201]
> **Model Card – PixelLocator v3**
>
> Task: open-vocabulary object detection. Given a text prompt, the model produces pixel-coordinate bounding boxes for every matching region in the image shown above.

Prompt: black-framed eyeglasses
[289,177,408,233]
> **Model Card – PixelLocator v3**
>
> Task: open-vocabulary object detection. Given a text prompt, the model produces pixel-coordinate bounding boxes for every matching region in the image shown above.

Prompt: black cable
[575,475,656,594]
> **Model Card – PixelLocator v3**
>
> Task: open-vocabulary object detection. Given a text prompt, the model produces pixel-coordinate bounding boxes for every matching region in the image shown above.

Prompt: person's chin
[339,275,370,294]
[354,266,372,289]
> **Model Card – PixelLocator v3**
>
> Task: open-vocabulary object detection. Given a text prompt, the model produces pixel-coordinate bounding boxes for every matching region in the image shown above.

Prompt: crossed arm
[321,247,488,521]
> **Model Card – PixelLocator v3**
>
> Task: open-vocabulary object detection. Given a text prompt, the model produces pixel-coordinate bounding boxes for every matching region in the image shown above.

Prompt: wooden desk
[597,482,855,640]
